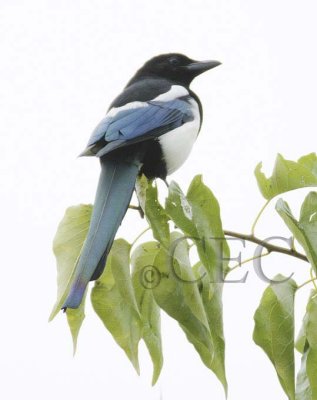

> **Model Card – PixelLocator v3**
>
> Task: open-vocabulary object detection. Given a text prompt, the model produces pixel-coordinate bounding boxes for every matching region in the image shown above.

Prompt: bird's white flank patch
[159,99,200,175]
[153,85,189,102]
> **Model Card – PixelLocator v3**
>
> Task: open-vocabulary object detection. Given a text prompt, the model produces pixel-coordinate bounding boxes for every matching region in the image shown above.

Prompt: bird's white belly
[159,99,200,175]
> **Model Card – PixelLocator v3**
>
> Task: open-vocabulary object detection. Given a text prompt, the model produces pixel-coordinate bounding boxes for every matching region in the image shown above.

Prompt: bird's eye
[169,57,180,66]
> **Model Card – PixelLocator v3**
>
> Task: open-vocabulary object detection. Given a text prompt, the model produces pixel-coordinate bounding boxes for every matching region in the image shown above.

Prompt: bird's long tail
[62,156,141,309]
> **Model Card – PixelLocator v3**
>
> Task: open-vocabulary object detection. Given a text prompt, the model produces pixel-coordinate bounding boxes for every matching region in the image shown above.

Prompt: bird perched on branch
[63,53,221,309]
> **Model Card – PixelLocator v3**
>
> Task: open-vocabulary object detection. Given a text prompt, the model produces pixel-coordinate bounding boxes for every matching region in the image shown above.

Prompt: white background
[1,1,316,399]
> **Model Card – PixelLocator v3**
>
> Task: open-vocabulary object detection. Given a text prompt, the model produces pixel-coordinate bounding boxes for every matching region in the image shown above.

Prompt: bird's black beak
[186,60,221,75]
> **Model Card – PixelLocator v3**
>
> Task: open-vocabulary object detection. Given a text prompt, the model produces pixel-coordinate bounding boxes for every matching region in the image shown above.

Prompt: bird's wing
[81,97,194,157]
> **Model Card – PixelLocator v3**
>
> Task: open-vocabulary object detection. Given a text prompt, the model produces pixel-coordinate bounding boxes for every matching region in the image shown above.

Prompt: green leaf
[165,180,197,237]
[300,192,317,224]
[306,349,317,398]
[166,175,229,281]
[66,290,87,354]
[276,193,317,273]
[168,232,210,329]
[296,346,312,400]
[253,275,297,400]
[49,204,92,321]
[135,174,148,212]
[91,239,141,373]
[255,153,317,200]
[151,232,214,366]
[131,241,163,385]
[295,292,317,399]
[296,324,307,354]
[189,263,227,395]
[165,176,228,393]
[135,175,170,247]
[144,180,170,247]
[152,232,212,344]
[201,273,227,394]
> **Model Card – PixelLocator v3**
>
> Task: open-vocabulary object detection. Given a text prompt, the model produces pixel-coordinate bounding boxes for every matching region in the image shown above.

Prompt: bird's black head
[128,53,221,87]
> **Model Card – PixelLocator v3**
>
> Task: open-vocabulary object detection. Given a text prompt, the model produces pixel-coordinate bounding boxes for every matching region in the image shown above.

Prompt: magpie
[63,53,221,309]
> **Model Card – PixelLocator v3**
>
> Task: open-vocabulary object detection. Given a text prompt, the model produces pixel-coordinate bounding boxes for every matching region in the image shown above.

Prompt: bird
[62,53,221,310]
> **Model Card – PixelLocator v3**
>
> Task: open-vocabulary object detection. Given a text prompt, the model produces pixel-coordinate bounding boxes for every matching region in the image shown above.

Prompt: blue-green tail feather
[62,156,141,309]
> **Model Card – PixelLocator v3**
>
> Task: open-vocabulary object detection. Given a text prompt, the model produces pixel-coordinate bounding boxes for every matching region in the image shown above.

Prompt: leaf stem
[290,236,296,252]
[297,277,317,290]
[251,200,271,236]
[310,267,317,292]
[224,230,308,262]
[228,251,270,273]
[131,227,151,248]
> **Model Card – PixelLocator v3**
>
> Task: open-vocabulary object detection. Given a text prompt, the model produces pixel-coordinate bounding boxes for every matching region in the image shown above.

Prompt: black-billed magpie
[63,53,221,309]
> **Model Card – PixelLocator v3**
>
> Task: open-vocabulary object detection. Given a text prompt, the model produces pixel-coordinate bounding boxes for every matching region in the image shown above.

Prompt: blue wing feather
[83,97,194,157]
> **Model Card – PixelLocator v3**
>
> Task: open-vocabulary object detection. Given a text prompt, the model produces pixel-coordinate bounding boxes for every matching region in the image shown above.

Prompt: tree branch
[224,230,308,262]
[129,202,309,263]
